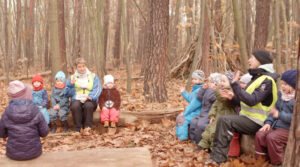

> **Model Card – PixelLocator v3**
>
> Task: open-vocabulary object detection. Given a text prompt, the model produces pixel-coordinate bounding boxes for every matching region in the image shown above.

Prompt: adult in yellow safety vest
[64,58,101,132]
[205,50,279,165]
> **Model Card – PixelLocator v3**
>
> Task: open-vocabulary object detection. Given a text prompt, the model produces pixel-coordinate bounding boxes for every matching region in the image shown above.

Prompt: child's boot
[111,122,116,128]
[50,121,57,133]
[104,121,109,128]
[228,133,240,157]
[62,121,69,133]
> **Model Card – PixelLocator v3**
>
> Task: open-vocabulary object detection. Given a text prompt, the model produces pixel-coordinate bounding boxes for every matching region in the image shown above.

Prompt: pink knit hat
[8,80,32,100]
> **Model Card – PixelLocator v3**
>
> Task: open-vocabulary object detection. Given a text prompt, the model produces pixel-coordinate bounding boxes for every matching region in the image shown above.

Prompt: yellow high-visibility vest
[71,73,95,95]
[240,75,278,126]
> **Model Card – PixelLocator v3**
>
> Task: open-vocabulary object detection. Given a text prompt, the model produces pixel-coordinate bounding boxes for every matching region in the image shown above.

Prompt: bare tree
[113,0,122,67]
[57,0,67,74]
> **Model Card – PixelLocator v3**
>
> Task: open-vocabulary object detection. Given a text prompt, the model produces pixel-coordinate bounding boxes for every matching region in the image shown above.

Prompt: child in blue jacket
[176,70,205,140]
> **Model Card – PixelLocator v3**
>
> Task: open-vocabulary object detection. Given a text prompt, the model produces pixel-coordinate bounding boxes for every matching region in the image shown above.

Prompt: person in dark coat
[99,75,121,128]
[255,69,296,165]
[206,50,279,165]
[49,71,69,133]
[0,80,49,160]
[189,73,222,144]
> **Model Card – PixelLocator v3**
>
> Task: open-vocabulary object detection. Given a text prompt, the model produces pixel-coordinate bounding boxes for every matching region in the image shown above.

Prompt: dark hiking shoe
[62,121,69,133]
[50,121,57,134]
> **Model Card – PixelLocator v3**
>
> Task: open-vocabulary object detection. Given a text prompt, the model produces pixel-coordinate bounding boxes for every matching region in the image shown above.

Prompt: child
[196,72,236,151]
[99,75,121,128]
[176,70,205,141]
[49,71,69,133]
[239,73,252,90]
[32,74,50,124]
[189,73,221,144]
[0,80,49,160]
[255,69,296,165]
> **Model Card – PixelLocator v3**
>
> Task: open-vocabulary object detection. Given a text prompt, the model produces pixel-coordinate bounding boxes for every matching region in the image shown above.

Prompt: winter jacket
[176,84,203,140]
[189,88,216,143]
[64,73,101,103]
[198,88,236,149]
[32,89,49,108]
[264,92,295,130]
[0,99,49,160]
[51,87,69,111]
[99,87,121,110]
[32,89,50,124]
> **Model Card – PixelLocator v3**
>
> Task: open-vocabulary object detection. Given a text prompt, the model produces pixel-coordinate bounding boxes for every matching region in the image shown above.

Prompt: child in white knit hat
[98,75,121,128]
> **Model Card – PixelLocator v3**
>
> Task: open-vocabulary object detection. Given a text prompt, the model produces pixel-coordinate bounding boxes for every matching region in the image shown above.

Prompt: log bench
[0,147,152,167]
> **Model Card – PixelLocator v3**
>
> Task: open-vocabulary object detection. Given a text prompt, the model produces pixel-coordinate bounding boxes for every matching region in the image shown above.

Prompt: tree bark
[113,0,122,67]
[25,0,35,66]
[49,0,61,81]
[232,0,248,72]
[4,0,9,84]
[253,0,271,50]
[57,0,67,74]
[274,0,281,76]
[282,35,300,167]
[201,2,210,74]
[104,0,110,66]
[144,0,169,103]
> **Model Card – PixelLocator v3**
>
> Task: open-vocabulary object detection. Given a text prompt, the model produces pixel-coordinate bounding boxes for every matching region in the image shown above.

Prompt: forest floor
[0,68,273,167]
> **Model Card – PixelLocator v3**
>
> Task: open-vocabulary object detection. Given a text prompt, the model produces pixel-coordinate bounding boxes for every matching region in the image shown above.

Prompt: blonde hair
[75,58,86,66]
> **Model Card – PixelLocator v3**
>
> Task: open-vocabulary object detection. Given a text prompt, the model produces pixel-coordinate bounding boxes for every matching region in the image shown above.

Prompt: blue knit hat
[55,71,66,83]
[281,69,297,89]
[224,71,234,83]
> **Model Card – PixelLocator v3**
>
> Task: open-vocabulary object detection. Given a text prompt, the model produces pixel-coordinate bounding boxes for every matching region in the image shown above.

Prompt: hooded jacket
[0,99,49,160]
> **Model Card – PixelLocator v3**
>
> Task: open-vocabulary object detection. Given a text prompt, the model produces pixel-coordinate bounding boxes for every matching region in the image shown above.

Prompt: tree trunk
[113,0,122,67]
[186,0,206,90]
[253,0,271,50]
[73,0,82,58]
[16,0,22,60]
[274,0,281,76]
[104,0,110,67]
[169,0,181,59]
[232,0,248,72]
[57,0,67,74]
[122,0,131,93]
[282,35,300,167]
[49,0,61,81]
[25,0,35,66]
[144,0,169,103]
[280,0,289,70]
[201,2,210,74]
[44,2,50,70]
[4,0,9,84]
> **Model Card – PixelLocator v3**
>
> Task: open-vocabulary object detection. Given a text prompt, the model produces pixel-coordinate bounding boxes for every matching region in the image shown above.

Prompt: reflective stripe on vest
[71,73,95,95]
[239,75,278,125]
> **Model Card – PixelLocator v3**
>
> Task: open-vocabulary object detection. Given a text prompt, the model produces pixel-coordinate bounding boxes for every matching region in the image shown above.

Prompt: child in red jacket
[99,75,121,128]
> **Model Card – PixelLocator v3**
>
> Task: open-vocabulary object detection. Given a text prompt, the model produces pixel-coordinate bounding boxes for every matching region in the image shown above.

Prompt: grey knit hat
[192,70,205,82]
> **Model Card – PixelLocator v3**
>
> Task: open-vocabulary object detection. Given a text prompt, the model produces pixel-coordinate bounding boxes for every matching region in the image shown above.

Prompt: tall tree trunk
[274,0,281,75]
[253,0,271,50]
[232,0,248,72]
[16,0,21,60]
[103,0,110,67]
[113,0,122,67]
[44,2,50,70]
[201,2,210,74]
[25,0,35,66]
[57,0,67,74]
[186,0,206,90]
[4,0,9,84]
[49,0,60,81]
[282,35,300,167]
[185,0,192,44]
[170,0,181,58]
[73,0,82,58]
[280,0,289,70]
[144,0,169,103]
[122,0,131,93]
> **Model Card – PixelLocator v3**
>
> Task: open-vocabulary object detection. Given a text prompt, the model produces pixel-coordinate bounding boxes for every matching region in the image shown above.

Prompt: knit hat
[209,73,222,85]
[104,75,114,85]
[240,73,252,84]
[8,80,32,100]
[224,71,234,83]
[281,69,297,89]
[192,70,205,82]
[55,71,66,83]
[32,74,44,91]
[252,50,273,65]
[32,74,43,84]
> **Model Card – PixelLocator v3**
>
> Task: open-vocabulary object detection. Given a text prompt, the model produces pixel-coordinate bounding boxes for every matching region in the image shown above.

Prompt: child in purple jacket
[0,80,49,160]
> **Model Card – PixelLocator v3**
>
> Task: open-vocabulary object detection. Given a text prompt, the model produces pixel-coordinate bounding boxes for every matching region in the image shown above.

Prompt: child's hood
[192,84,203,91]
[5,99,39,124]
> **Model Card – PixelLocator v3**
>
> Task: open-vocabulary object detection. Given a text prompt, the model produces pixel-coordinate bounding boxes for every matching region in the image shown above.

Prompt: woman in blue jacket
[176,70,205,140]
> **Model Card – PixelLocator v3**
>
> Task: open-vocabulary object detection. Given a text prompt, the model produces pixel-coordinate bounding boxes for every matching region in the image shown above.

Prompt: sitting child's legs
[109,108,120,128]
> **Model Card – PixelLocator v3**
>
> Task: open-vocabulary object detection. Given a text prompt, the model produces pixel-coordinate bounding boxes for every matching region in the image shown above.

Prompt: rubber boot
[104,121,109,128]
[228,133,240,157]
[110,122,116,128]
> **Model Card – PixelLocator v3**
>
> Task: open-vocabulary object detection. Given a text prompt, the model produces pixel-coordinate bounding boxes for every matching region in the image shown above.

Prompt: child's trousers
[255,128,289,165]
[100,108,120,123]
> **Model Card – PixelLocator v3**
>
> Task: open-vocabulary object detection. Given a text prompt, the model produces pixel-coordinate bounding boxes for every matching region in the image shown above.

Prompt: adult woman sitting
[64,58,101,132]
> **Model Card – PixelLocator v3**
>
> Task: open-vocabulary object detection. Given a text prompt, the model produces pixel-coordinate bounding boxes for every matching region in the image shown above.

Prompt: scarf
[73,68,92,89]
[55,83,66,89]
[281,90,295,101]
[33,84,44,91]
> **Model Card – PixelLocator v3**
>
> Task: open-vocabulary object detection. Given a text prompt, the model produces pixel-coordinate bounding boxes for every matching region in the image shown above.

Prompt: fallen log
[0,71,52,81]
